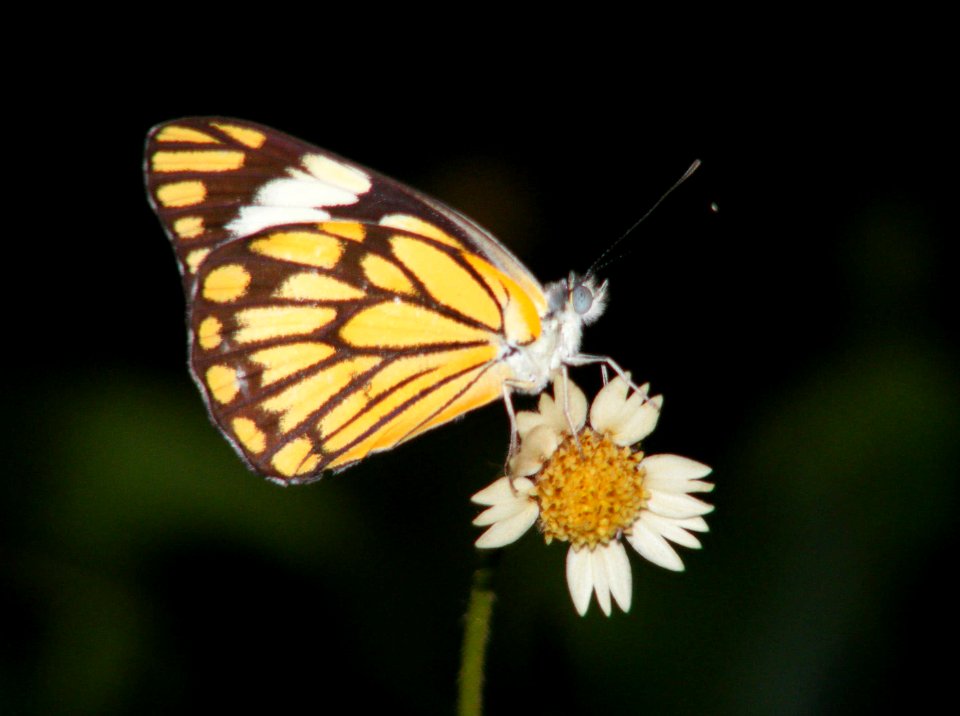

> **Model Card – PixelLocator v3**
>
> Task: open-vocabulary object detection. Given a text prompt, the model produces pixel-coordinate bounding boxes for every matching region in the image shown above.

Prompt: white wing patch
[228,206,334,238]
[226,153,373,239]
[301,154,372,194]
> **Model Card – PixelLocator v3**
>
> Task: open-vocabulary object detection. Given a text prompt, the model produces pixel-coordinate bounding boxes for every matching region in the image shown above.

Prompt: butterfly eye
[572,284,594,316]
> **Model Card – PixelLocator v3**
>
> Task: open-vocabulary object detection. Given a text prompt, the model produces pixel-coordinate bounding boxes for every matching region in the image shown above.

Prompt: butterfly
[144,118,621,485]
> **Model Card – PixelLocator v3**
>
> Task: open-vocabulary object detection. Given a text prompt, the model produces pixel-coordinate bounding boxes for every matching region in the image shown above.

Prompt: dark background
[3,32,956,715]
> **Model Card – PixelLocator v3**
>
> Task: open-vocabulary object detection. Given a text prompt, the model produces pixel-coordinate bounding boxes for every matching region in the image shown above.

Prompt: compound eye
[572,284,594,315]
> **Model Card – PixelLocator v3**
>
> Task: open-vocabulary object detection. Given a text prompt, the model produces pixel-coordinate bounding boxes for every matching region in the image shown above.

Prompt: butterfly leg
[568,353,642,393]
[501,383,522,463]
[499,384,529,495]
[502,376,559,493]
[558,366,582,452]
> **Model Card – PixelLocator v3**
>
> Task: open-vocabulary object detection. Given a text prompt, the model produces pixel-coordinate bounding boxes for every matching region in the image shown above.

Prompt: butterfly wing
[145,117,547,483]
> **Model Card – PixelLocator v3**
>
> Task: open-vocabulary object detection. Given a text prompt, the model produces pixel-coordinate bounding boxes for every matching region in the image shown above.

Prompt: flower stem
[457,551,499,716]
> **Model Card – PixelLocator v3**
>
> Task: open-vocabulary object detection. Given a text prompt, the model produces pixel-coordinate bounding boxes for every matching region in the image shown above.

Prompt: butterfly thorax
[505,274,608,395]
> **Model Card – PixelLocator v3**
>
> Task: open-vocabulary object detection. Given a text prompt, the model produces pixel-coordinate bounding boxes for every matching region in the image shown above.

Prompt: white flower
[471,376,713,616]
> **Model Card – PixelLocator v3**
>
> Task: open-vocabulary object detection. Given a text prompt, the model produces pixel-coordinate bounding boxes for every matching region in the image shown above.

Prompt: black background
[3,27,956,715]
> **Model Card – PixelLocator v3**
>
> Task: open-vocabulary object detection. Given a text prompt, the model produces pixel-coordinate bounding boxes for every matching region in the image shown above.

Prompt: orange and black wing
[144,118,546,483]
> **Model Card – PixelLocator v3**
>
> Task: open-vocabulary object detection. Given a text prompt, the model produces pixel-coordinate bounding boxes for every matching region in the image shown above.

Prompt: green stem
[457,552,499,716]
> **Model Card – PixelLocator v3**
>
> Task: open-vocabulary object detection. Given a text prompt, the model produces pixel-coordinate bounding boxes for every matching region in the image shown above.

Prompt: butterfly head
[546,272,609,327]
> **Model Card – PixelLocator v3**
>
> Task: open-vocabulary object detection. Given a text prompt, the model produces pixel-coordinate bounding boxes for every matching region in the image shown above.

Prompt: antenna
[587,159,701,277]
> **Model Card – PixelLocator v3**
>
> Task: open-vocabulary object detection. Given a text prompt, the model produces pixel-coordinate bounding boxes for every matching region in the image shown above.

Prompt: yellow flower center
[534,429,648,550]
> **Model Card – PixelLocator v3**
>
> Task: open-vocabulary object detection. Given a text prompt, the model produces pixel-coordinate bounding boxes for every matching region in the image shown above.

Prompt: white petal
[645,490,715,519]
[639,512,702,549]
[537,391,565,431]
[523,424,562,461]
[646,476,715,495]
[590,376,631,433]
[620,380,652,409]
[612,399,662,446]
[566,547,594,616]
[602,540,633,613]
[618,388,655,425]
[556,378,588,433]
[509,454,545,478]
[515,410,547,438]
[673,515,710,533]
[539,376,588,434]
[472,496,533,526]
[627,519,685,571]
[590,549,612,616]
[475,503,539,548]
[537,391,555,414]
[509,424,561,477]
[470,476,534,505]
[642,454,712,486]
